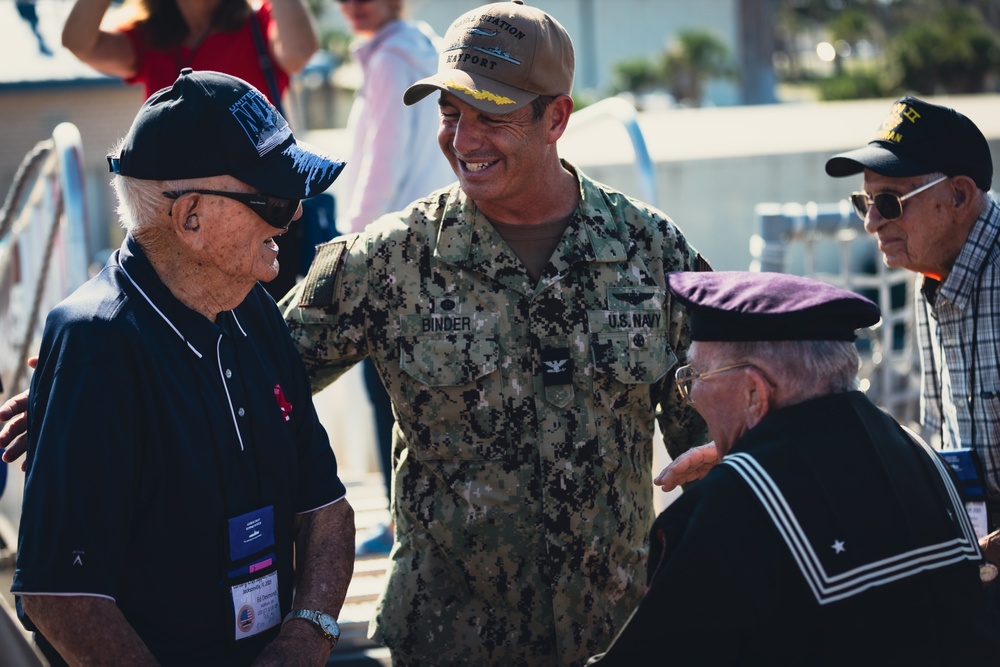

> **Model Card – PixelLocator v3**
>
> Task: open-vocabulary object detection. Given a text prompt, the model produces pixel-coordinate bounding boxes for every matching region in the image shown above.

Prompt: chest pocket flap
[399,312,500,386]
[588,309,675,384]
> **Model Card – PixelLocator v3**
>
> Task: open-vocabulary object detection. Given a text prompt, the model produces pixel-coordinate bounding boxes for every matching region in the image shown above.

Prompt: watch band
[283,609,340,648]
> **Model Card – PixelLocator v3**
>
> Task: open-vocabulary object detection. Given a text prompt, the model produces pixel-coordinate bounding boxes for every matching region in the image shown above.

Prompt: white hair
[109,136,204,233]
[702,339,860,398]
[112,175,163,233]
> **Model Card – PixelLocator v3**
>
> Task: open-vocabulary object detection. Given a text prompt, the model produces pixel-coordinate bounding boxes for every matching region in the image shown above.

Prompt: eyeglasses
[163,190,299,230]
[849,175,949,222]
[674,363,754,406]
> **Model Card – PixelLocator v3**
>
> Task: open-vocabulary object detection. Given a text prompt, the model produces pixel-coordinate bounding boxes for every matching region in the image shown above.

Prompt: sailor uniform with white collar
[591,270,1000,663]
[590,390,1000,665]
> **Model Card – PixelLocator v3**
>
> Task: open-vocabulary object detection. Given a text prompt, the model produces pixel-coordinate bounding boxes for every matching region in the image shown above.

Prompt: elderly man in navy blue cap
[11,69,354,667]
[589,271,1000,665]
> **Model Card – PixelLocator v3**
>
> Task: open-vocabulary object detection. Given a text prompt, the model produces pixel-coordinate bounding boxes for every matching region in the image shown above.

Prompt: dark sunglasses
[849,175,948,222]
[163,190,299,230]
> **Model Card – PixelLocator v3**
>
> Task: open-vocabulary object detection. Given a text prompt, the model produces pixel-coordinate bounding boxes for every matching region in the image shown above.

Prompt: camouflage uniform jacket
[281,163,709,666]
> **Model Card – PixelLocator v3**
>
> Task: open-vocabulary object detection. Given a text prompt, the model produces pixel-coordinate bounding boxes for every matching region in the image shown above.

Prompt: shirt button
[238,407,245,417]
[633,333,645,347]
[225,369,233,379]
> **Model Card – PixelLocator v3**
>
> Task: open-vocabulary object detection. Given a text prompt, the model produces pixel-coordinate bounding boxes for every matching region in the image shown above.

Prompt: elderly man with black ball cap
[590,271,1000,665]
[825,97,1000,534]
[11,68,354,667]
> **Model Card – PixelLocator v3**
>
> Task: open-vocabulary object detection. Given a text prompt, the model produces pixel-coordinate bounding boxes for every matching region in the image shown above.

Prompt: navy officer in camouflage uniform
[278,2,710,665]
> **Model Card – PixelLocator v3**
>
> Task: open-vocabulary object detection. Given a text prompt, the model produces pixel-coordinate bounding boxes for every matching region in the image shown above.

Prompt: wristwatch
[283,609,341,648]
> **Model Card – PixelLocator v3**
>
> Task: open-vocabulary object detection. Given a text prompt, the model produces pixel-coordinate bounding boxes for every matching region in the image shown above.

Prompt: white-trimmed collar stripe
[118,254,203,358]
[723,450,979,605]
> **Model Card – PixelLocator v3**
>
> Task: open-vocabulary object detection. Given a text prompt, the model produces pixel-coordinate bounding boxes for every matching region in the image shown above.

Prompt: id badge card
[940,448,989,540]
[225,505,280,641]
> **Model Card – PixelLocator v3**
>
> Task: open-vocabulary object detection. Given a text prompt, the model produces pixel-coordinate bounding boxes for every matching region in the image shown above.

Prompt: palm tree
[662,30,733,106]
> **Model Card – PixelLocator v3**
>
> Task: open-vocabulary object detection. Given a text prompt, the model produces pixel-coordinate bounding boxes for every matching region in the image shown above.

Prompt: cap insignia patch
[474,45,521,65]
[229,90,291,157]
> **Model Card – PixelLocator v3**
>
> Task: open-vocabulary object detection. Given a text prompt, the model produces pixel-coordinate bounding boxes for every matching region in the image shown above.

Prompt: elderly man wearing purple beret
[589,271,1000,665]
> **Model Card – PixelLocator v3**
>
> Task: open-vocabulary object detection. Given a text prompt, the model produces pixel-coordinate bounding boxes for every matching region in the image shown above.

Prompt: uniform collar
[433,161,629,294]
[118,234,247,358]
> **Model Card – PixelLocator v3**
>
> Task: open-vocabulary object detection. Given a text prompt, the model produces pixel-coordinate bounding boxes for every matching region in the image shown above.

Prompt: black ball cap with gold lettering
[825,95,992,191]
[666,271,881,342]
[107,68,345,199]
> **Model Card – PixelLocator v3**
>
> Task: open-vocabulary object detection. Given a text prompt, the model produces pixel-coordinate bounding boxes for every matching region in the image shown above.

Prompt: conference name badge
[225,505,280,640]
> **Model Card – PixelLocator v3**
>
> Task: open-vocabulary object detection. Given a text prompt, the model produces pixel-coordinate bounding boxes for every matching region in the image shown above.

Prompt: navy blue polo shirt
[13,235,346,666]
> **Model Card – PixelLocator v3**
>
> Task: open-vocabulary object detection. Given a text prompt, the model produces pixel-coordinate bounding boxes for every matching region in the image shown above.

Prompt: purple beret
[666,271,881,342]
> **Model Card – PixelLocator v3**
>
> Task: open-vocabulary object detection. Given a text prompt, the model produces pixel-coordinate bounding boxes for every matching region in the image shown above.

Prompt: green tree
[774,0,1000,99]
[828,7,881,50]
[661,30,733,106]
[610,56,665,95]
[891,5,1000,94]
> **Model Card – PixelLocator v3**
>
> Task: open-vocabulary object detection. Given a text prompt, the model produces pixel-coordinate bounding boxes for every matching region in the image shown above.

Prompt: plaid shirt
[916,196,1000,500]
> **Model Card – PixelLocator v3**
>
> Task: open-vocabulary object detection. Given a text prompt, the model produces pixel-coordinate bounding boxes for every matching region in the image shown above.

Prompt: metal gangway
[0,121,92,667]
[750,199,921,427]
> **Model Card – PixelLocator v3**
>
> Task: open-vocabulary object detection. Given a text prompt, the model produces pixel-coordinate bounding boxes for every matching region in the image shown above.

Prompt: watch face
[318,613,341,639]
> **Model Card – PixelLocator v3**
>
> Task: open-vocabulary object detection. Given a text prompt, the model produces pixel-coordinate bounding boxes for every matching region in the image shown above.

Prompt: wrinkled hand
[1,357,36,471]
[654,442,720,492]
[251,621,332,667]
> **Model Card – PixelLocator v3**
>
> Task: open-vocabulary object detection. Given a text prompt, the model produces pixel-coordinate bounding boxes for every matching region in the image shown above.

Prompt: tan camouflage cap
[403,0,575,115]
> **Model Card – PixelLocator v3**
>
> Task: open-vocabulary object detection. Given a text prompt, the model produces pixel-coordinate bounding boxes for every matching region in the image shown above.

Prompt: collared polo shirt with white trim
[14,234,345,666]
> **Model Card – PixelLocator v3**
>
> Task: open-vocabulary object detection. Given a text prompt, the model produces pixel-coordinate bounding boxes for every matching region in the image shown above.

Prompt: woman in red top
[61,0,318,105]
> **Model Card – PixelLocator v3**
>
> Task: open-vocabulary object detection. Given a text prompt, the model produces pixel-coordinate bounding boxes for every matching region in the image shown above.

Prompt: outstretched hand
[654,442,720,492]
[1,357,37,471]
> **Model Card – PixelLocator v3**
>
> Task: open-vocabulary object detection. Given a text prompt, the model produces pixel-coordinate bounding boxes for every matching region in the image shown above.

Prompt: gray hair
[109,136,193,233]
[112,175,163,233]
[708,339,860,399]
[919,170,990,208]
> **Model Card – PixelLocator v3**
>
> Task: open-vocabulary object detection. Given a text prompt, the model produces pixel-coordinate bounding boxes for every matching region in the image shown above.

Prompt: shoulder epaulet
[298,238,350,308]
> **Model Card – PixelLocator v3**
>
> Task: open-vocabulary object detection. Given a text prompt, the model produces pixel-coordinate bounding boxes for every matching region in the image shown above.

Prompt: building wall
[0,84,145,254]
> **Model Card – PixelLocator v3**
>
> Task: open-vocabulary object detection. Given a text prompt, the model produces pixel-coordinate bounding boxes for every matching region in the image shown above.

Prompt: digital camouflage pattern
[281,163,709,666]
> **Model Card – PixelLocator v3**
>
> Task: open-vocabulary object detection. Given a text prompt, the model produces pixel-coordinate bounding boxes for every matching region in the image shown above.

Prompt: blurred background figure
[16,0,53,56]
[60,0,320,299]
[335,0,453,558]
[60,0,317,104]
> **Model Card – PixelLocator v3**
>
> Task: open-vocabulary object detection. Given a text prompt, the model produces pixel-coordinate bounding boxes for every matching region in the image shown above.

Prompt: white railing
[750,200,921,427]
[567,96,659,208]
[0,122,90,667]
[0,122,90,399]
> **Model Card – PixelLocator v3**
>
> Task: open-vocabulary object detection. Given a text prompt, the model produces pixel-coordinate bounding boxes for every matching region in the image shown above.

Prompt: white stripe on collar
[722,448,979,606]
[117,254,250,357]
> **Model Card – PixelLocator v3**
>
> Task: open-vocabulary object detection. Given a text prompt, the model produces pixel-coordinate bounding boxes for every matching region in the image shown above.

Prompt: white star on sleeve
[831,540,846,554]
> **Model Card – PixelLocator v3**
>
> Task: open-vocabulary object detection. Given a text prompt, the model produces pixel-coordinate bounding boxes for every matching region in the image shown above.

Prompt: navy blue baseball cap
[108,68,345,199]
[666,271,881,342]
[825,96,992,191]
